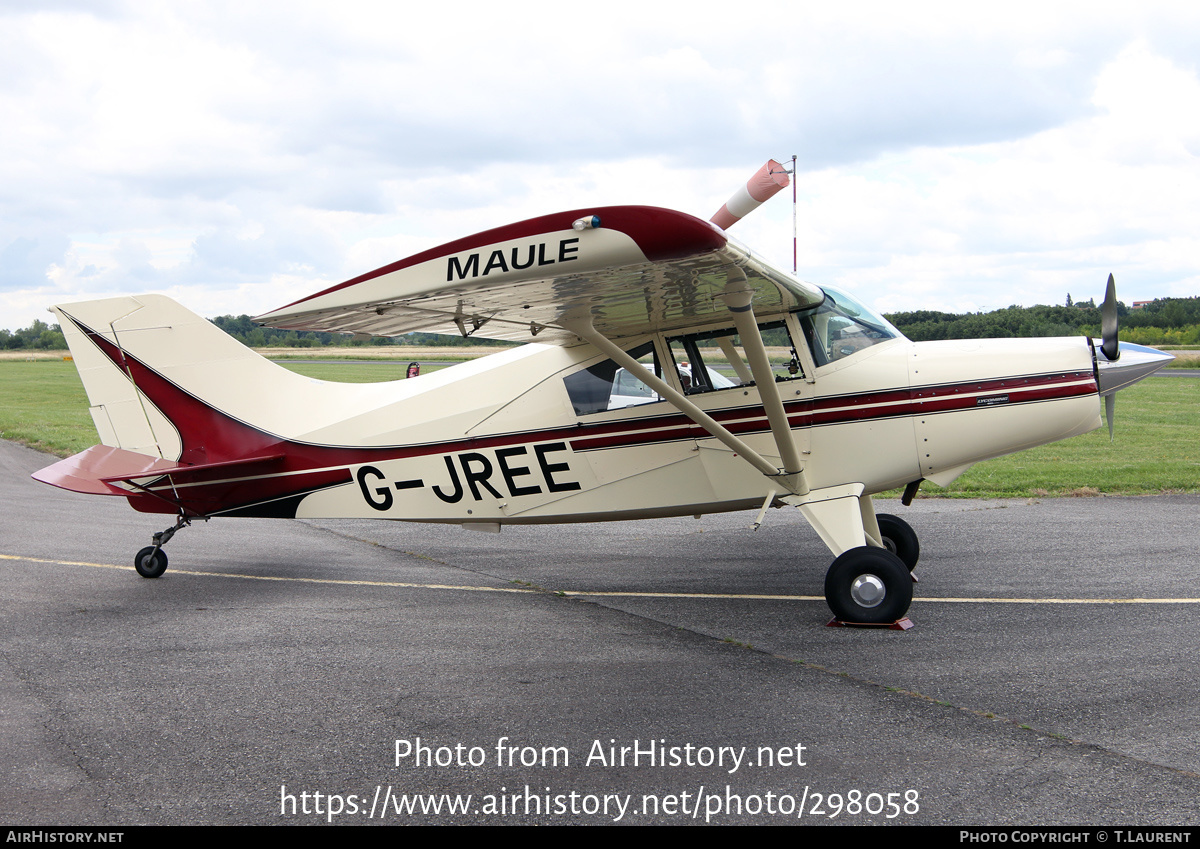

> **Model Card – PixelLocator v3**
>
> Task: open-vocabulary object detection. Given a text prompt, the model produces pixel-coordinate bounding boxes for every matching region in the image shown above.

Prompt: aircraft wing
[255,206,824,345]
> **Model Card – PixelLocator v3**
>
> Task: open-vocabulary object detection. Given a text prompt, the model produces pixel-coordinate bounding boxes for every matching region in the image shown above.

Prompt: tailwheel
[875,513,919,572]
[824,546,912,624]
[134,546,168,579]
[132,514,192,578]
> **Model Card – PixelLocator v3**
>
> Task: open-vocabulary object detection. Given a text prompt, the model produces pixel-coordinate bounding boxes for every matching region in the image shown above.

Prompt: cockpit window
[563,316,812,417]
[667,320,804,391]
[798,288,902,367]
[563,341,660,415]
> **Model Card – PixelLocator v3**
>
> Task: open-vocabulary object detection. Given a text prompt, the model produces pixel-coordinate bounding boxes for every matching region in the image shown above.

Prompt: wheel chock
[826,616,914,631]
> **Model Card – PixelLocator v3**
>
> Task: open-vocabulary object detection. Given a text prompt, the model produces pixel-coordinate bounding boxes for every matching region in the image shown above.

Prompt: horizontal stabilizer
[33,445,287,496]
[103,452,286,484]
[32,445,179,496]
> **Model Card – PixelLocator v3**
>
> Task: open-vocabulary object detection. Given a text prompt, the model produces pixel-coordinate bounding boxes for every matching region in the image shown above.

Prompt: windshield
[799,287,904,366]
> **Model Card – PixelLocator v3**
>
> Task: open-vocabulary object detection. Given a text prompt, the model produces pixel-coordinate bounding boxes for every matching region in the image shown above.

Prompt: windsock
[710,159,790,230]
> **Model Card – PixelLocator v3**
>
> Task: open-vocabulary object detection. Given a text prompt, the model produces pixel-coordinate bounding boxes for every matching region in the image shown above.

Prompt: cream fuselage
[292,334,1100,525]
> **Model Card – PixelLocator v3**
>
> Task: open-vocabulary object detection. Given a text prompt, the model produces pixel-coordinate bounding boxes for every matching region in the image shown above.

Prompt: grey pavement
[1,439,1197,825]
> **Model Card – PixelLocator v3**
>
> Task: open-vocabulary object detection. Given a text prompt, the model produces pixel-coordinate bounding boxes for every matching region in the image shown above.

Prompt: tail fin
[57,295,197,460]
[53,294,323,465]
[41,295,387,516]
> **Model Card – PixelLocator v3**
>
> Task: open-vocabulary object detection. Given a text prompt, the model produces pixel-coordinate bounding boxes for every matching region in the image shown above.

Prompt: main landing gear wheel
[875,513,919,571]
[824,547,912,624]
[134,546,168,579]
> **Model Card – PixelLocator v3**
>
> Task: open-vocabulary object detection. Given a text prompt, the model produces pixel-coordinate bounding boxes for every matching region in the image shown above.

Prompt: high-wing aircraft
[33,161,1173,625]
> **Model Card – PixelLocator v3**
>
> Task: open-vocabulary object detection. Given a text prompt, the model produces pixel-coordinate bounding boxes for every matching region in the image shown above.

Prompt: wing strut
[721,273,807,492]
[561,314,809,497]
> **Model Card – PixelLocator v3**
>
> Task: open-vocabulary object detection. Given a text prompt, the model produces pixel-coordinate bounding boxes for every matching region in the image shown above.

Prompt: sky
[3,1,1199,331]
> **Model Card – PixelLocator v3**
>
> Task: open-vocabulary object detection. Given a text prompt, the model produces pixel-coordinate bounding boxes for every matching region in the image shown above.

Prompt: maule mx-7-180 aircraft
[33,160,1172,625]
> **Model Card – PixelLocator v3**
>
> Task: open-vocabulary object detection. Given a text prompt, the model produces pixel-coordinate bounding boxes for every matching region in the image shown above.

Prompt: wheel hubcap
[850,574,886,608]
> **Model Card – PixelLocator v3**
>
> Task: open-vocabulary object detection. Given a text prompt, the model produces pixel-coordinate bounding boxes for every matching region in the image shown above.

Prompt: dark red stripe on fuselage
[570,371,1096,452]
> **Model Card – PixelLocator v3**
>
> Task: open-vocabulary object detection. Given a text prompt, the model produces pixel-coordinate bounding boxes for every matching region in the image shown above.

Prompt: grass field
[3,358,1196,497]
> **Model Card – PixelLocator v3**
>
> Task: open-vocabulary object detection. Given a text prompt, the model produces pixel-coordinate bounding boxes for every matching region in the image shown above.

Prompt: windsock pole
[710,159,790,230]
[792,154,798,274]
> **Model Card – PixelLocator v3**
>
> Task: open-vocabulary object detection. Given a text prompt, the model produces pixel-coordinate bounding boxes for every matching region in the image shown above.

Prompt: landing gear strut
[133,515,191,579]
[785,487,919,626]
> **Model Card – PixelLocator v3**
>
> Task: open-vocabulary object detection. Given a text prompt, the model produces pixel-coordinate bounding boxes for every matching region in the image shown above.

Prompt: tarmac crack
[768,652,1200,784]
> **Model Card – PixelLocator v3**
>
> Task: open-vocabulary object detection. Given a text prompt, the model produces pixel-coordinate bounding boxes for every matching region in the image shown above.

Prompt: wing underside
[255,206,824,344]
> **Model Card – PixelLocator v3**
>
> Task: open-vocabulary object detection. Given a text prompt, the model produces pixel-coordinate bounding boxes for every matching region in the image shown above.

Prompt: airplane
[32,160,1174,626]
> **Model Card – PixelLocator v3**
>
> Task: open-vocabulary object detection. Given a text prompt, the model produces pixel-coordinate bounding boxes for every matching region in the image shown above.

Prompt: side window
[563,341,661,415]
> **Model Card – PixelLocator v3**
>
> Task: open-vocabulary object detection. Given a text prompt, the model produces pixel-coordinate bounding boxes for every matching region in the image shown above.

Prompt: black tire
[824,546,912,624]
[876,513,919,571]
[134,546,168,579]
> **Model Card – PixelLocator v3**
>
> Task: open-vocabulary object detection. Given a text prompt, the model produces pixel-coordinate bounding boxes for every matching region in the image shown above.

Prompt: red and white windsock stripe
[709,159,790,230]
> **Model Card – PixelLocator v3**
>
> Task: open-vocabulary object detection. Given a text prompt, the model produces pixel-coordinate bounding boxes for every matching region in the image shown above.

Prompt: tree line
[207,315,515,349]
[884,297,1200,346]
[0,315,515,351]
[0,320,66,350]
[4,297,1199,351]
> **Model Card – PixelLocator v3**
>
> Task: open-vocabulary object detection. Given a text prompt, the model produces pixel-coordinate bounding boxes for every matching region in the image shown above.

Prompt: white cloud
[1,2,1198,330]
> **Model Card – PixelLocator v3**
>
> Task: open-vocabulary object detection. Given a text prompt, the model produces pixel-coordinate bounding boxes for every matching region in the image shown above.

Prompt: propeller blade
[1105,392,1115,442]
[1101,273,1120,361]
